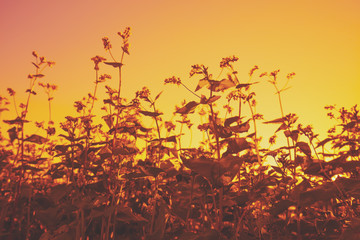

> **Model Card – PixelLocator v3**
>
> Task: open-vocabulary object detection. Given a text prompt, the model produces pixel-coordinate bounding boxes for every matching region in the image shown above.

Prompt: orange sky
[1,0,359,147]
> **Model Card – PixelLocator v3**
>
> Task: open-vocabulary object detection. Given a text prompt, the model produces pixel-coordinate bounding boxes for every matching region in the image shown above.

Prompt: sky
[0,0,359,148]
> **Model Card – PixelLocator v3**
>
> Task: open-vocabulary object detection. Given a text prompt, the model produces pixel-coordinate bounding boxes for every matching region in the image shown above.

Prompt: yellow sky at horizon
[0,0,359,149]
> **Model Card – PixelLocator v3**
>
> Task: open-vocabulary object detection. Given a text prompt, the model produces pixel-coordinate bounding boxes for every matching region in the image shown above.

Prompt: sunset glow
[1,0,359,139]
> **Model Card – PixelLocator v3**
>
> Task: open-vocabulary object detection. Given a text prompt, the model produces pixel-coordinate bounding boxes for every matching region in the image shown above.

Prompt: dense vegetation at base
[1,28,359,240]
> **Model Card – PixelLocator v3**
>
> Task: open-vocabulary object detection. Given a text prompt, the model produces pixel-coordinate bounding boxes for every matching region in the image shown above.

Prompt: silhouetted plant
[1,27,360,240]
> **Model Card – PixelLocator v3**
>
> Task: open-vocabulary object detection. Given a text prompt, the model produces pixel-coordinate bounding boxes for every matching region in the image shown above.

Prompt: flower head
[118,27,131,55]
[164,76,182,86]
[269,135,277,145]
[39,56,46,63]
[286,72,296,80]
[259,72,268,78]
[74,101,86,113]
[102,37,112,50]
[91,56,106,70]
[39,82,58,91]
[165,121,176,132]
[118,27,131,40]
[270,70,280,80]
[249,65,259,77]
[97,74,112,83]
[47,61,56,67]
[7,88,16,96]
[136,87,150,100]
[190,64,209,77]
[220,56,239,68]
[32,51,38,58]
[122,43,130,55]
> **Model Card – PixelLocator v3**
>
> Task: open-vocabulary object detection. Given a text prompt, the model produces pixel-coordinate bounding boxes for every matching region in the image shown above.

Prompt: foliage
[0,28,359,240]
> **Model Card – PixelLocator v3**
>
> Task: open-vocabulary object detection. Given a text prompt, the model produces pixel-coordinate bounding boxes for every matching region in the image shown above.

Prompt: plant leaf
[229,120,250,133]
[263,117,287,124]
[195,79,209,92]
[236,82,259,89]
[284,130,299,141]
[116,206,148,224]
[33,74,45,78]
[176,101,199,114]
[200,95,221,104]
[139,110,162,117]
[32,62,40,68]
[7,127,18,142]
[209,78,236,92]
[269,199,295,216]
[139,166,165,177]
[104,62,123,68]
[224,116,241,127]
[25,134,48,144]
[181,155,219,183]
[222,138,251,155]
[316,138,332,148]
[154,91,163,101]
[3,117,29,125]
[299,183,337,206]
[297,141,312,156]
[219,155,244,179]
[151,135,177,143]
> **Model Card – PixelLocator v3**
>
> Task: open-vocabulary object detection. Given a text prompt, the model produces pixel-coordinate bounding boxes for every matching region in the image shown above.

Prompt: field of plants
[0,28,359,240]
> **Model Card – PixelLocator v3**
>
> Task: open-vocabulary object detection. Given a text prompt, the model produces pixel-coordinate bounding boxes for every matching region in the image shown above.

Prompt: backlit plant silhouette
[0,27,360,240]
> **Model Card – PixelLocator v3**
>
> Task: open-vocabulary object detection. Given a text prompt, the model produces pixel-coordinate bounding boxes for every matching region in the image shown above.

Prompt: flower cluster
[298,124,316,141]
[38,82,58,101]
[39,56,46,64]
[136,87,150,100]
[286,72,296,80]
[270,70,280,80]
[269,135,277,145]
[164,76,182,86]
[31,51,55,67]
[164,121,176,132]
[220,55,239,68]
[118,27,131,55]
[259,72,268,78]
[249,65,259,77]
[130,98,140,107]
[38,82,58,91]
[324,105,335,110]
[74,101,86,113]
[253,113,264,120]
[7,88,16,96]
[47,61,56,67]
[223,104,233,114]
[102,37,112,51]
[91,56,106,70]
[97,74,111,83]
[118,27,131,40]
[227,89,246,101]
[190,64,209,78]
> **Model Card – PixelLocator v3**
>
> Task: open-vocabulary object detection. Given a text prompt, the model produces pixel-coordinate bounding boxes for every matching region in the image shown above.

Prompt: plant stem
[186,175,194,230]
[180,82,201,99]
[89,70,99,115]
[112,51,124,147]
[12,95,19,117]
[274,83,293,161]
[247,101,261,166]
[152,102,162,167]
[208,89,223,231]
